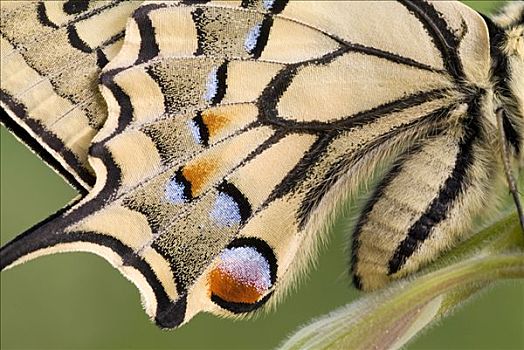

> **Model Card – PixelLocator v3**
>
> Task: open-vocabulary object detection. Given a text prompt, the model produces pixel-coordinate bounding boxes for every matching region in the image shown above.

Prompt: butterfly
[0,0,522,330]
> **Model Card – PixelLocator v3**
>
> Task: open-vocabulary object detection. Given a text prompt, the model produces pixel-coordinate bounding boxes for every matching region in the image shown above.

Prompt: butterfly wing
[0,1,143,191]
[0,0,498,328]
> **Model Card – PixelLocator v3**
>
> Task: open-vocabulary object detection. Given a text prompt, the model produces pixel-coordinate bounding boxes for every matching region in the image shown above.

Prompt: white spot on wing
[204,67,218,102]
[244,24,261,53]
[218,246,272,293]
[211,192,241,227]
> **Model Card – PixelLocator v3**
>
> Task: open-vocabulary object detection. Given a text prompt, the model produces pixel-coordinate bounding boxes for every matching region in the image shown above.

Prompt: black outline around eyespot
[210,237,277,314]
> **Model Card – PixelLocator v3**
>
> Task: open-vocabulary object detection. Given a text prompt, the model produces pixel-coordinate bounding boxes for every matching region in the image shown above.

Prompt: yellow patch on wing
[68,205,153,250]
[113,67,166,124]
[149,5,199,57]
[140,246,180,302]
[229,133,317,208]
[106,130,162,188]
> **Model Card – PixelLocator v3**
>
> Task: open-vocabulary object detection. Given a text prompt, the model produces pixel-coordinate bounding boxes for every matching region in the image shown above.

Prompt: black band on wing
[133,3,167,64]
[37,2,59,29]
[0,92,94,192]
[398,0,464,81]
[250,16,274,59]
[67,25,92,53]
[63,0,91,15]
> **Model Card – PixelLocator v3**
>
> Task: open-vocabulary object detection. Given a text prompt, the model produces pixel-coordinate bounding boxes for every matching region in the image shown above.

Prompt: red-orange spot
[182,158,216,196]
[209,267,262,304]
[202,110,230,138]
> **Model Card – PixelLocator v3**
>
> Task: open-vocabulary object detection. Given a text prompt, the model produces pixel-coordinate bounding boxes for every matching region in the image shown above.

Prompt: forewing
[0,0,493,328]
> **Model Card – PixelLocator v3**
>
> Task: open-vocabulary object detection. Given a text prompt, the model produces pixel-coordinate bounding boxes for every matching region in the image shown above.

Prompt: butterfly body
[0,0,523,329]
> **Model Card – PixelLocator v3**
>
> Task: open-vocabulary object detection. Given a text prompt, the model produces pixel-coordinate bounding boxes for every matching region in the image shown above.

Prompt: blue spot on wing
[263,0,275,10]
[211,192,242,227]
[165,177,187,203]
[244,24,261,53]
[187,119,202,144]
[203,67,218,102]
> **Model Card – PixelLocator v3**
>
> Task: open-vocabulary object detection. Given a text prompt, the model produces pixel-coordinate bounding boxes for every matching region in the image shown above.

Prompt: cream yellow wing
[0,1,142,191]
[0,0,500,329]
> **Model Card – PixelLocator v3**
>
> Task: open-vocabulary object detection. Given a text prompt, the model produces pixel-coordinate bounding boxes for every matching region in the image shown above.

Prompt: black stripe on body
[387,98,482,274]
[0,91,94,192]
[350,148,422,290]
[133,4,166,64]
[502,112,521,154]
[398,0,465,81]
[483,14,522,154]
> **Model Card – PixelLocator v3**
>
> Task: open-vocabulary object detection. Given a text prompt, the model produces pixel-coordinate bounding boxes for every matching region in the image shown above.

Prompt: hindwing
[0,0,506,328]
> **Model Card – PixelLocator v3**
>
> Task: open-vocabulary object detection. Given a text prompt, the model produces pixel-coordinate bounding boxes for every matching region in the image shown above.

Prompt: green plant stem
[279,212,524,350]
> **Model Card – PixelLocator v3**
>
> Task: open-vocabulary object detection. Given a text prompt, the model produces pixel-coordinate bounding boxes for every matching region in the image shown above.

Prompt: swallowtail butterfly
[0,0,522,330]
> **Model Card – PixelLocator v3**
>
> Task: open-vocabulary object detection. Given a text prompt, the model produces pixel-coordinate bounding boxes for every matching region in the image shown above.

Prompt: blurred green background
[1,1,523,349]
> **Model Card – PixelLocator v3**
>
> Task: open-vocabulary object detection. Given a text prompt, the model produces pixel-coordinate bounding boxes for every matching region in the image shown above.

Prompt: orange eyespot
[209,267,263,304]
[208,246,272,304]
